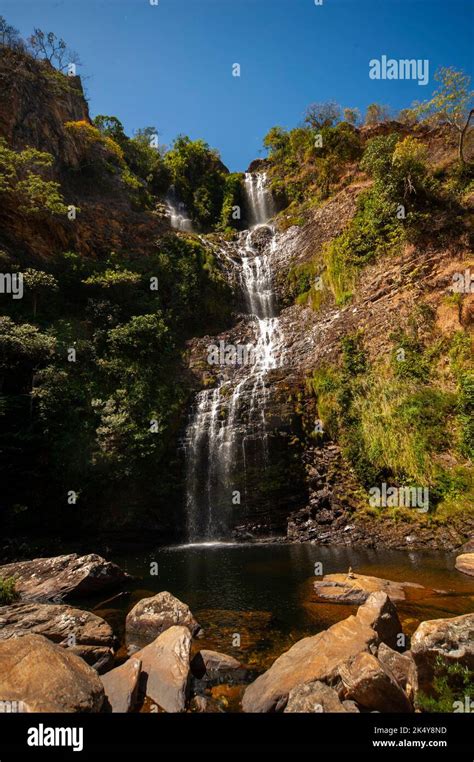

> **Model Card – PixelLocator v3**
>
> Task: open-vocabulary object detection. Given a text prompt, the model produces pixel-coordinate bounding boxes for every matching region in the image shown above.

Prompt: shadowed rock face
[339,652,413,713]
[0,633,105,712]
[0,602,115,672]
[0,553,129,602]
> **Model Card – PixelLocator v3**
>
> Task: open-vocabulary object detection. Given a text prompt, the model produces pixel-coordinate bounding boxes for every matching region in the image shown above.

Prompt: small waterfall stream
[184,172,284,542]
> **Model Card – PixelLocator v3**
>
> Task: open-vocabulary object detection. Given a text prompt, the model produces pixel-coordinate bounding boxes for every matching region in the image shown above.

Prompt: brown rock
[126,591,201,649]
[284,681,349,713]
[356,591,403,650]
[101,658,141,713]
[377,643,414,691]
[190,649,242,679]
[0,554,129,602]
[313,573,424,604]
[242,614,377,712]
[133,625,191,713]
[455,553,474,577]
[0,633,104,712]
[410,613,474,698]
[0,602,115,672]
[339,652,413,713]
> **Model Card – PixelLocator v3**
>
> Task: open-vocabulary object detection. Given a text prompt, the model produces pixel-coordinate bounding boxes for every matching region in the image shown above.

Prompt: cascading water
[166,186,193,232]
[184,172,284,542]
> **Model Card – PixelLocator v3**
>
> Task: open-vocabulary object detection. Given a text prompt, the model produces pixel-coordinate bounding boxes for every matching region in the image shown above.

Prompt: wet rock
[284,681,349,713]
[356,592,402,650]
[0,633,104,712]
[455,553,474,577]
[313,572,424,605]
[0,602,115,672]
[339,652,413,713]
[126,591,201,649]
[134,625,191,713]
[101,657,141,713]
[410,613,474,698]
[242,613,377,712]
[190,695,211,712]
[0,554,129,602]
[377,643,414,692]
[190,649,242,680]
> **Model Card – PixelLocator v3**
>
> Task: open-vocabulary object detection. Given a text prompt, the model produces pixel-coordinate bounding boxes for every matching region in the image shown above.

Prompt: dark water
[93,543,474,676]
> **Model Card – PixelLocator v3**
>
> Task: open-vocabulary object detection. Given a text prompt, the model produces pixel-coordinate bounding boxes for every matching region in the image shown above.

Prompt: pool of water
[90,543,474,677]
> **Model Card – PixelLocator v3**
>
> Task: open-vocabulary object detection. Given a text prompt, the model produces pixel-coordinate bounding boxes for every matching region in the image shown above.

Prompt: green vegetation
[0,138,68,215]
[0,576,19,605]
[416,657,474,713]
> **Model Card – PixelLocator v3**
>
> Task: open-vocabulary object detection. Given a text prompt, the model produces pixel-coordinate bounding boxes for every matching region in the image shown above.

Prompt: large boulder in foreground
[356,591,402,651]
[0,602,115,672]
[410,613,474,698]
[242,591,402,713]
[313,572,425,605]
[339,652,413,712]
[377,642,414,693]
[455,553,474,577]
[126,591,201,649]
[133,625,191,712]
[0,633,104,712]
[0,554,129,602]
[284,681,349,713]
[101,657,141,713]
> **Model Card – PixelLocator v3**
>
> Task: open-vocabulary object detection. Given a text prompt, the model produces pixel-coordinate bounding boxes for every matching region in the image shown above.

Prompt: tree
[397,108,418,127]
[93,115,127,145]
[0,16,20,48]
[343,107,361,126]
[365,103,390,126]
[415,66,474,163]
[304,101,341,130]
[0,139,68,215]
[27,28,80,72]
[23,269,58,317]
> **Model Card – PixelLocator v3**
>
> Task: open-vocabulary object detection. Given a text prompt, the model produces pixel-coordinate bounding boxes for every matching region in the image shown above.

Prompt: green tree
[0,139,68,215]
[415,66,474,163]
[365,103,390,126]
[304,101,341,130]
[23,269,58,317]
[343,107,361,126]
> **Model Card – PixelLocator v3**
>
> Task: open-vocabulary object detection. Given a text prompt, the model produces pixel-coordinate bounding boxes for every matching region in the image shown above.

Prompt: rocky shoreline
[0,551,473,713]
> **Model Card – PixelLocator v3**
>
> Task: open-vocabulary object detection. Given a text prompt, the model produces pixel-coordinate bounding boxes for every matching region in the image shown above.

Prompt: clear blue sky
[2,0,473,171]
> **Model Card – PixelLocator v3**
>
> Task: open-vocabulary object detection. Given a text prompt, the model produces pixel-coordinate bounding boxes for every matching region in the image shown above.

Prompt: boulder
[284,681,349,713]
[455,553,474,577]
[101,657,141,713]
[0,602,115,672]
[313,572,424,604]
[133,625,191,712]
[0,633,104,712]
[126,591,201,649]
[356,591,402,650]
[0,554,129,602]
[410,613,474,697]
[190,649,242,680]
[242,613,377,712]
[339,652,413,713]
[377,643,414,692]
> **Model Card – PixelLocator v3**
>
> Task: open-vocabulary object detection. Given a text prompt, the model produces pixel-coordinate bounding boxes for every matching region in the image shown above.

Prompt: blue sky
[2,0,473,171]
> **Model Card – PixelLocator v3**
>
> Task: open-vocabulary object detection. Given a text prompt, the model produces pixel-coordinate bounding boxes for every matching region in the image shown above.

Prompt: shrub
[0,576,19,604]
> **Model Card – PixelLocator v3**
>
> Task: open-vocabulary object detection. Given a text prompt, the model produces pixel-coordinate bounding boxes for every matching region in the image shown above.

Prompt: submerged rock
[339,652,413,712]
[0,633,104,712]
[126,591,201,649]
[455,553,474,577]
[190,649,243,680]
[0,554,129,602]
[0,602,115,672]
[410,613,474,698]
[101,657,142,713]
[133,625,191,713]
[284,681,349,713]
[313,572,425,604]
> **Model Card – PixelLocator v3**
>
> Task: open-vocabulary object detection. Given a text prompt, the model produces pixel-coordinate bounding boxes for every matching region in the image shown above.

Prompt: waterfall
[166,186,193,232]
[184,172,283,542]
